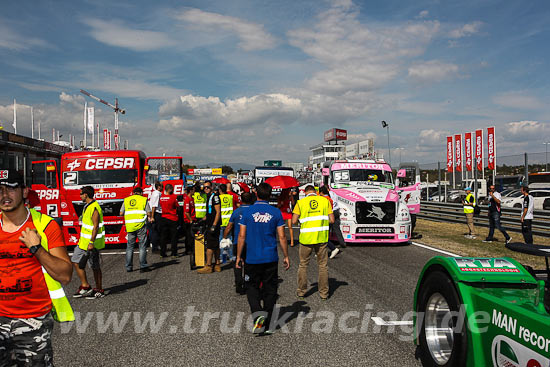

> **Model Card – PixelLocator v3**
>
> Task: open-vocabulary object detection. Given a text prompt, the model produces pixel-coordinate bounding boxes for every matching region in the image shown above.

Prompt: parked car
[501,189,550,209]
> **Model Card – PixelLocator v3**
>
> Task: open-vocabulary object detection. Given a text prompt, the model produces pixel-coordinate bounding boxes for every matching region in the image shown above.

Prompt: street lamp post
[544,142,550,172]
[381,121,391,165]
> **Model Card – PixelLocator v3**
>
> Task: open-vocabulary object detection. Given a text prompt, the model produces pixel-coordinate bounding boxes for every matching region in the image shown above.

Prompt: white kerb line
[371,317,413,326]
[411,241,460,257]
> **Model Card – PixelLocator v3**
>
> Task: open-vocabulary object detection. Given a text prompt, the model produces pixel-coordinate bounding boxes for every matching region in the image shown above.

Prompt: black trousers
[184,222,194,254]
[234,247,246,293]
[331,209,346,247]
[147,212,162,250]
[522,219,533,245]
[245,261,278,323]
[160,218,179,256]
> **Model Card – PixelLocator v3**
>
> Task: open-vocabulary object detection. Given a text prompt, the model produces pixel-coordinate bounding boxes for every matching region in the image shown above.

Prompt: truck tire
[417,270,468,367]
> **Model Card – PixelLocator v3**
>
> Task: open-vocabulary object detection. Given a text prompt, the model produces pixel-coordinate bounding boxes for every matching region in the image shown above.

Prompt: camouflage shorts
[0,313,54,367]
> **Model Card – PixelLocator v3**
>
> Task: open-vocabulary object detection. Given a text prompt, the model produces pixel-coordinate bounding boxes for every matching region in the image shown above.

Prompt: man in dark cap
[0,169,73,365]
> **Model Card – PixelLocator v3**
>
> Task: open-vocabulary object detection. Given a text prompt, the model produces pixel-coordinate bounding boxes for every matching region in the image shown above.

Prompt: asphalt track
[51,229,443,366]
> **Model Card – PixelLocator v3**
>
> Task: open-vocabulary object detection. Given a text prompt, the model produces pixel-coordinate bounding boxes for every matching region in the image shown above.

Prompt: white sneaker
[330,248,340,259]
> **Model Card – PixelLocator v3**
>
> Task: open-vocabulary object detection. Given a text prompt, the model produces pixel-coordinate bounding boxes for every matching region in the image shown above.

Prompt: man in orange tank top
[0,169,72,365]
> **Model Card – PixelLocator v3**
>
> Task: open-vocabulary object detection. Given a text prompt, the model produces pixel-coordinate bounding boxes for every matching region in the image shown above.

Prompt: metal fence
[417,151,550,208]
[418,201,550,238]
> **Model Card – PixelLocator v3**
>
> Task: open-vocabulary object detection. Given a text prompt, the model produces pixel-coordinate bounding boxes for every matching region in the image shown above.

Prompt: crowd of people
[1,163,543,364]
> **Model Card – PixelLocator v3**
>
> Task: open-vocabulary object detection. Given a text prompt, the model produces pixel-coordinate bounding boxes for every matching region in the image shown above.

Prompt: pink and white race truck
[321,160,412,244]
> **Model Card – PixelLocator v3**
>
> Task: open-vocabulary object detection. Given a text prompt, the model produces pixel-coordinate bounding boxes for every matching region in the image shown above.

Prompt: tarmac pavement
[52,229,440,366]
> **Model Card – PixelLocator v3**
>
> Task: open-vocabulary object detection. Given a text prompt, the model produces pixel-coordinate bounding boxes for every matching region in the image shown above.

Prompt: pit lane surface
[53,230,437,366]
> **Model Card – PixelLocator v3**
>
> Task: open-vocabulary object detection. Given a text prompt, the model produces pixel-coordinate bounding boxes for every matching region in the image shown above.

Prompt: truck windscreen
[63,169,137,186]
[332,169,392,184]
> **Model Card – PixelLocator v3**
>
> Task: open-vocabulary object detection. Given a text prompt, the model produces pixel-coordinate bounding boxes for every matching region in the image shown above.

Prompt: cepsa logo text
[65,157,135,171]
[37,190,59,200]
[85,158,134,170]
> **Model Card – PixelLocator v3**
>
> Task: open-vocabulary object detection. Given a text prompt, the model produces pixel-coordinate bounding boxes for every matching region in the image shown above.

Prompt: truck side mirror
[322,168,329,176]
[397,169,406,178]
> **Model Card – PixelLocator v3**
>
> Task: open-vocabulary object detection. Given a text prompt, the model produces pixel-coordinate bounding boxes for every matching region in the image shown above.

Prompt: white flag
[87,107,94,134]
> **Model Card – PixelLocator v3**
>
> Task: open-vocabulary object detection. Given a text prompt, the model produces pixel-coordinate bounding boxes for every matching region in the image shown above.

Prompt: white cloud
[288,4,441,94]
[347,132,377,143]
[82,79,187,101]
[174,9,276,51]
[0,24,49,51]
[0,93,113,141]
[448,21,483,39]
[158,93,302,132]
[492,92,545,110]
[418,129,451,147]
[18,82,62,92]
[416,10,429,19]
[59,92,85,109]
[502,121,550,142]
[408,60,459,82]
[83,19,177,51]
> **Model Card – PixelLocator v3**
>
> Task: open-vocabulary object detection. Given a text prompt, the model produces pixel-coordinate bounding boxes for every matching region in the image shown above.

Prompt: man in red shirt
[183,186,196,255]
[159,183,180,258]
[0,169,73,365]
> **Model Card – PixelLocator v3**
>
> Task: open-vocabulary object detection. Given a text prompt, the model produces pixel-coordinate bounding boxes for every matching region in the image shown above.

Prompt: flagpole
[92,119,95,149]
[31,106,34,139]
[493,126,497,186]
[13,99,17,134]
[83,102,87,147]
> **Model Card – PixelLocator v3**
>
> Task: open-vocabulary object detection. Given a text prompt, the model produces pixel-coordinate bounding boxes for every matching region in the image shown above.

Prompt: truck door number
[63,172,78,185]
[47,204,58,217]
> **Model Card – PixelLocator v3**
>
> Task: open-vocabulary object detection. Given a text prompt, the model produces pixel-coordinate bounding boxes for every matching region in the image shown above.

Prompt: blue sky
[1,0,549,166]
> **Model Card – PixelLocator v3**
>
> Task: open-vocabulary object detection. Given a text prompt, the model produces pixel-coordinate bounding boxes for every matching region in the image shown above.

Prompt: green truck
[414,243,550,366]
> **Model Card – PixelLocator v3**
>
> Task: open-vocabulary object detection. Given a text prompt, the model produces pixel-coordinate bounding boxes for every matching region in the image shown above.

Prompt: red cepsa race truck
[31,150,185,246]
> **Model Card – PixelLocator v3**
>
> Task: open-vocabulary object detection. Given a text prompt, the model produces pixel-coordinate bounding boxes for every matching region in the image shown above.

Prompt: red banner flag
[487,126,496,170]
[475,129,483,171]
[446,136,453,172]
[107,130,112,150]
[455,134,462,172]
[464,132,472,171]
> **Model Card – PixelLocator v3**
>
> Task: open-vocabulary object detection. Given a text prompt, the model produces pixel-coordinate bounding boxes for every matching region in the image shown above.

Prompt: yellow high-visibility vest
[193,192,207,219]
[123,195,147,232]
[464,193,475,214]
[77,201,105,250]
[295,194,331,245]
[220,194,234,227]
[29,209,75,322]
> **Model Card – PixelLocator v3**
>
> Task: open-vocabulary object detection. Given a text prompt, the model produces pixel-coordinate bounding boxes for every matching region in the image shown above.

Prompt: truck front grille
[355,202,396,224]
[72,200,124,217]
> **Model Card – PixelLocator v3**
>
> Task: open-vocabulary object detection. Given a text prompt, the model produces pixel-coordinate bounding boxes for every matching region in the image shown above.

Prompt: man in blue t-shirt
[236,183,290,334]
[223,192,255,295]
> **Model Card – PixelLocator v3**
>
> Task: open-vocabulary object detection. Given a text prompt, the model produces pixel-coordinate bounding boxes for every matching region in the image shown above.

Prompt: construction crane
[80,89,125,150]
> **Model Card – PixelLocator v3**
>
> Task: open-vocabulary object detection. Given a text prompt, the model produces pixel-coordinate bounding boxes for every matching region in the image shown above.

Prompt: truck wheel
[417,270,467,367]
[513,203,522,208]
